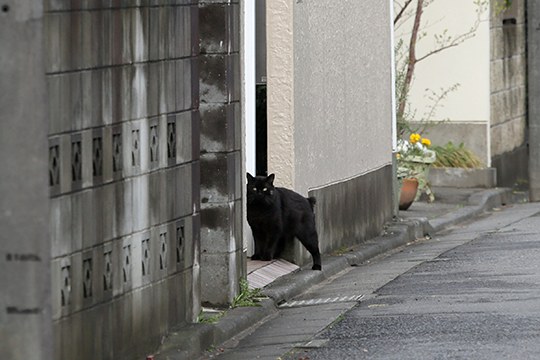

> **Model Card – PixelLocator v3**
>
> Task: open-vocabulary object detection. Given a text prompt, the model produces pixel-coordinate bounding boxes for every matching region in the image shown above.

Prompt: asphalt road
[286,202,540,360]
[207,202,540,360]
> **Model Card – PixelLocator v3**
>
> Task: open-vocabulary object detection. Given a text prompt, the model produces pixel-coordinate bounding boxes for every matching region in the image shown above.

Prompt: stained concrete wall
[490,0,528,187]
[529,0,540,200]
[1,2,52,359]
[199,0,244,306]
[266,0,394,265]
[44,2,201,359]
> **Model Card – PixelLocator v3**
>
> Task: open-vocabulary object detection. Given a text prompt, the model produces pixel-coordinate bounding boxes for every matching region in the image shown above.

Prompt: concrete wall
[1,2,52,359]
[529,0,540,200]
[395,0,491,164]
[44,2,201,359]
[199,0,245,306]
[266,0,394,264]
[293,0,393,194]
[490,0,528,187]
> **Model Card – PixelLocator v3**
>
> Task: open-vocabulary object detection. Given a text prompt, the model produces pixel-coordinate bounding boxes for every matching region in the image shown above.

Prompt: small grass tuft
[231,278,266,308]
[197,310,226,324]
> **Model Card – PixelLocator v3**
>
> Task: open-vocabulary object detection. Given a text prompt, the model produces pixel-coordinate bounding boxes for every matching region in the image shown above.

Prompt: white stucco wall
[267,0,296,189]
[267,0,394,195]
[396,0,491,123]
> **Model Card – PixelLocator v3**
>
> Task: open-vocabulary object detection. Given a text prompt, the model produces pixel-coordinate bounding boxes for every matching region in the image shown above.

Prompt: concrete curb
[155,187,515,360]
[429,188,513,233]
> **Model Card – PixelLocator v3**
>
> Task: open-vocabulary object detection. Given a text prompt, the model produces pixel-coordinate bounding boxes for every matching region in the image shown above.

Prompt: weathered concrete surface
[429,167,497,188]
[44,3,202,359]
[285,202,540,359]
[0,2,52,359]
[199,0,244,307]
[528,0,540,201]
[490,0,528,187]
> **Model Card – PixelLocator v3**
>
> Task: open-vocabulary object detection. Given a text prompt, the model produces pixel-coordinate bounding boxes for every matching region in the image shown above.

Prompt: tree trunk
[396,0,424,126]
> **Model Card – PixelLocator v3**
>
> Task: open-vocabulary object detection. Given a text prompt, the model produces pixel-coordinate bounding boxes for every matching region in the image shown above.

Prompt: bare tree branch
[394,0,414,25]
[397,0,424,122]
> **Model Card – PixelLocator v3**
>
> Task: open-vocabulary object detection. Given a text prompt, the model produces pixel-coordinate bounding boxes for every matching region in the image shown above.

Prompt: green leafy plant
[432,142,483,168]
[197,310,226,324]
[231,278,266,308]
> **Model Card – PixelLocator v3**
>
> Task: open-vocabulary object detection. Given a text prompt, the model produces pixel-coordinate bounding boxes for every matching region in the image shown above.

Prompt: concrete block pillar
[529,0,540,201]
[199,0,244,306]
[0,2,52,359]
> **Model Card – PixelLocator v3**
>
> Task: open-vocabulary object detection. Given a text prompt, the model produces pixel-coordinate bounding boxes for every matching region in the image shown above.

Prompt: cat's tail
[307,196,316,211]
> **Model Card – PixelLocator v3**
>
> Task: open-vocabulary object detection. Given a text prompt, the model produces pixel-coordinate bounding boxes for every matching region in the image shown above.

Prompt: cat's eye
[263,188,267,192]
[253,187,257,191]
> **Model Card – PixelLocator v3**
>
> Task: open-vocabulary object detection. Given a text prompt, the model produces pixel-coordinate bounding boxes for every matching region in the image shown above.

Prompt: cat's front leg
[250,229,265,260]
[263,232,282,261]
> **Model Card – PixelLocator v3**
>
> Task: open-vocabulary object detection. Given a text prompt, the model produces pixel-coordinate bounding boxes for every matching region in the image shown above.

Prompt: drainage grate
[279,294,364,308]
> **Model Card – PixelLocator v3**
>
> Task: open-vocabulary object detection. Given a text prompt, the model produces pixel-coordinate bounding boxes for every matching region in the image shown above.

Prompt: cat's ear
[266,173,275,185]
[247,173,255,182]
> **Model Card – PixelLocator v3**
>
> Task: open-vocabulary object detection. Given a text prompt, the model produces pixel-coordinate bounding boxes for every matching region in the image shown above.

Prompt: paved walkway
[155,187,527,360]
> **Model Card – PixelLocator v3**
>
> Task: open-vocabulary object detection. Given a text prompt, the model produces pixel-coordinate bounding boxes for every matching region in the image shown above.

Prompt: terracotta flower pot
[399,178,419,211]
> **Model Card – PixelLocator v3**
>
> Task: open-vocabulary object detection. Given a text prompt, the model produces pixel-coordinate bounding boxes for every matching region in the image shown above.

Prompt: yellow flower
[421,138,431,147]
[409,133,421,144]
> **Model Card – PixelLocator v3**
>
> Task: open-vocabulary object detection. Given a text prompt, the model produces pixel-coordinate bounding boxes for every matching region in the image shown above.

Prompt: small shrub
[432,142,483,168]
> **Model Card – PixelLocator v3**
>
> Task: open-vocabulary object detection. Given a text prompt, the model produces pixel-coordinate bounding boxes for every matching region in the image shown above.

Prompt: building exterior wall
[199,0,244,306]
[1,2,52,359]
[44,2,201,359]
[490,0,528,187]
[267,0,394,264]
[293,0,393,194]
[396,0,491,165]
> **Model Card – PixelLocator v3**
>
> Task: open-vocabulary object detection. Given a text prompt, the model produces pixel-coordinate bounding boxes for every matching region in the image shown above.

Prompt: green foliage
[231,278,266,308]
[494,0,513,15]
[432,142,483,168]
[197,310,226,324]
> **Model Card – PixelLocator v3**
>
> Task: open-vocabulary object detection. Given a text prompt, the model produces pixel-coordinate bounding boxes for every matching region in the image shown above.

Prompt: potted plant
[397,133,436,209]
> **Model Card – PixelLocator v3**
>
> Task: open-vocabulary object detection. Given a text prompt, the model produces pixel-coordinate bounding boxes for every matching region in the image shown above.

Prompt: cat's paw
[312,264,322,271]
[251,254,262,260]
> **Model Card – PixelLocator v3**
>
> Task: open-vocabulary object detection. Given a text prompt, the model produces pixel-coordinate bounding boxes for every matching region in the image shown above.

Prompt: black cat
[246,173,322,271]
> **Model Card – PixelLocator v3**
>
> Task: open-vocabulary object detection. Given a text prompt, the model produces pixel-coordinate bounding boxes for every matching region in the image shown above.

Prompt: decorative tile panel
[112,127,123,178]
[141,238,150,277]
[131,129,140,168]
[92,134,103,180]
[149,121,159,168]
[71,134,82,189]
[159,232,168,271]
[103,250,113,292]
[82,258,93,299]
[122,244,131,289]
[49,139,61,195]
[61,264,71,307]
[167,117,176,166]
[176,220,185,267]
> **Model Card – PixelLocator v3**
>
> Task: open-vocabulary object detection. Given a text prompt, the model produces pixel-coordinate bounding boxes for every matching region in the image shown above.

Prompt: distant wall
[44,2,201,359]
[395,0,491,164]
[490,0,528,186]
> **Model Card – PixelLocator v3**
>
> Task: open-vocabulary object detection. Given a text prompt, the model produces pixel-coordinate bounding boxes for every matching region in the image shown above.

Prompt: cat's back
[276,187,312,212]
